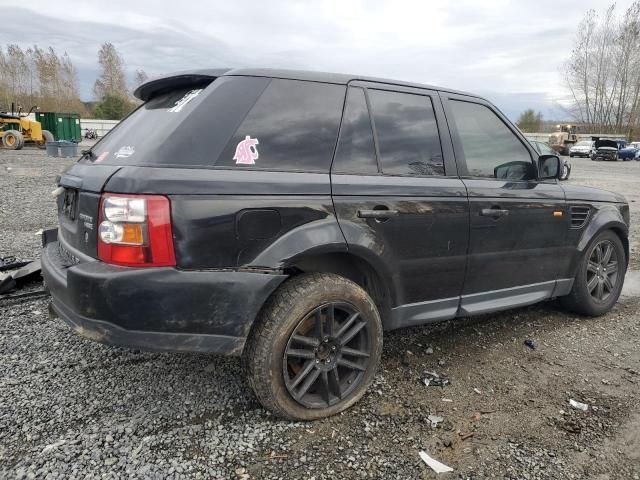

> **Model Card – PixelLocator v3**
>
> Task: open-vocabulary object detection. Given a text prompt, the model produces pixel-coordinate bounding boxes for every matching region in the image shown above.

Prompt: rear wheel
[36,130,54,149]
[561,230,626,316]
[244,273,383,420]
[2,130,24,150]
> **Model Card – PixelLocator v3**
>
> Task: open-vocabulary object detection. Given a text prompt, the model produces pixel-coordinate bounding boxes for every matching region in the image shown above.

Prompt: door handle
[480,208,509,217]
[357,209,399,219]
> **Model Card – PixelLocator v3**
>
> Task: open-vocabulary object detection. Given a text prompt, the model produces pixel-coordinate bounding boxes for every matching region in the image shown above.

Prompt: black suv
[42,69,630,420]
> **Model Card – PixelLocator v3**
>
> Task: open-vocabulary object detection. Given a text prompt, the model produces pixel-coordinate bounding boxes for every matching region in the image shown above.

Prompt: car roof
[134,67,481,102]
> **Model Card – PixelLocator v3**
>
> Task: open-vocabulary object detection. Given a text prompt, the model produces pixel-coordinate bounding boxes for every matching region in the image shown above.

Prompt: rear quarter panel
[104,167,345,269]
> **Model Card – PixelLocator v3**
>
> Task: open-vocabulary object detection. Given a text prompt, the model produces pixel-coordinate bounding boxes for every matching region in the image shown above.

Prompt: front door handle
[358,209,399,219]
[480,208,509,217]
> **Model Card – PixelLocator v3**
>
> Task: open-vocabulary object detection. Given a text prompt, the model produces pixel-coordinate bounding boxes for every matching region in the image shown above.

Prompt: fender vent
[570,205,591,229]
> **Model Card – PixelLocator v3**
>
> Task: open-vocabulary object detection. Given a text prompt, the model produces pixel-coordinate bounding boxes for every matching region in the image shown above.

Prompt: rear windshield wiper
[81,149,95,161]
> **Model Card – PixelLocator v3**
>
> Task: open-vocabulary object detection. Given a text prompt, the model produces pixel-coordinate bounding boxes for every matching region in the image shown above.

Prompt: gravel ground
[1,148,639,479]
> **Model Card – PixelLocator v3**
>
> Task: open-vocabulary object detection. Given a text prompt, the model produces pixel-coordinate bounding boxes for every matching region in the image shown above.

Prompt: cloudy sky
[0,0,626,120]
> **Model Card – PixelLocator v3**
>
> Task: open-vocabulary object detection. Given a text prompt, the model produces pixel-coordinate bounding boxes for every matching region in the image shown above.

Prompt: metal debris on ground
[569,399,589,411]
[0,256,30,272]
[0,274,17,294]
[0,259,42,294]
[427,415,444,427]
[419,450,453,473]
[422,371,450,387]
[524,339,537,350]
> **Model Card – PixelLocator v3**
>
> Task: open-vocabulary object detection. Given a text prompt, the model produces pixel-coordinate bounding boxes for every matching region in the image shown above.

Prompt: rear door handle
[480,208,509,217]
[357,209,399,219]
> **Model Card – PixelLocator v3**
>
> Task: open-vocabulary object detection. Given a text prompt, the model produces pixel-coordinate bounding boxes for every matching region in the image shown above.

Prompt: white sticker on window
[114,146,135,158]
[168,89,203,113]
[233,136,260,165]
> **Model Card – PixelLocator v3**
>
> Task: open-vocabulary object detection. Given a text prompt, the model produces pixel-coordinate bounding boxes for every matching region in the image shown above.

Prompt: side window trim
[443,94,537,180]
[362,88,383,174]
[330,86,381,175]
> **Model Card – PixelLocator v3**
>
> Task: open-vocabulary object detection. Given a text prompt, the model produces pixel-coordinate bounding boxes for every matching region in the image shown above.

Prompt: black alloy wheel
[560,229,626,316]
[283,302,371,409]
[586,240,619,303]
[244,272,383,420]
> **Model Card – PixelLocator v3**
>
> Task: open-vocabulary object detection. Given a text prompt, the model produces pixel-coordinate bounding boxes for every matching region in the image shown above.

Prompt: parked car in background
[530,140,571,180]
[617,141,640,161]
[569,140,594,158]
[592,139,624,161]
[42,68,630,420]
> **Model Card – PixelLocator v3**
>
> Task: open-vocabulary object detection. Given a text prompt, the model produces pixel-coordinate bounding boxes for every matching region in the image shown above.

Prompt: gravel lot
[1,148,639,479]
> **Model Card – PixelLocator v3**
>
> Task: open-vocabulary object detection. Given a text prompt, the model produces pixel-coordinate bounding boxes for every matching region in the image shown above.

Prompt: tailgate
[57,163,122,259]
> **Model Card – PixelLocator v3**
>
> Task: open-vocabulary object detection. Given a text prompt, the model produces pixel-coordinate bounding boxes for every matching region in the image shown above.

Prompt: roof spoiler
[133,68,230,101]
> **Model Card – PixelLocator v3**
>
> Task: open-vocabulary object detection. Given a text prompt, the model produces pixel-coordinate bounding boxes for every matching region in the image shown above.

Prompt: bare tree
[0,44,85,114]
[133,69,149,88]
[564,1,640,137]
[94,42,128,100]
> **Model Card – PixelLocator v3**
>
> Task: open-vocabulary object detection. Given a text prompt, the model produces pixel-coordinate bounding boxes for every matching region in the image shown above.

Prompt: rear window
[85,76,270,167]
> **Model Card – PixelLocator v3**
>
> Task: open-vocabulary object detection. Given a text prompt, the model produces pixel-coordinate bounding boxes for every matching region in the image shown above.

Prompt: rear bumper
[42,232,287,355]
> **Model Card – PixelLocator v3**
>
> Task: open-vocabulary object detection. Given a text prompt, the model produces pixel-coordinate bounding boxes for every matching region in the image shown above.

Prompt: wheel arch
[282,250,396,328]
[577,207,629,267]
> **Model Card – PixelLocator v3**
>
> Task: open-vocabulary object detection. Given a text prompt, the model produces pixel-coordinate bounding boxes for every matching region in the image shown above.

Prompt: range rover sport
[42,68,630,420]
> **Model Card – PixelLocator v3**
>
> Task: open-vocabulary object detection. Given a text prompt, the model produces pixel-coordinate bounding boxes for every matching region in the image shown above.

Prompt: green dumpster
[35,112,82,142]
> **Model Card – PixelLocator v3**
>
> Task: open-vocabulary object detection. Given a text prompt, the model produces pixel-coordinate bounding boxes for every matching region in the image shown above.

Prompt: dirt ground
[0,149,639,479]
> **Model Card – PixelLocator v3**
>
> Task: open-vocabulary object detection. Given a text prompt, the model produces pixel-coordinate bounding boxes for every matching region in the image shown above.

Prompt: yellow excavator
[0,105,54,150]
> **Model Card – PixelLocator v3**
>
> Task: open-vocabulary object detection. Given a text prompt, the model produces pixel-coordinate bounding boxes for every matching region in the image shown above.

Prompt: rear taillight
[97,194,176,267]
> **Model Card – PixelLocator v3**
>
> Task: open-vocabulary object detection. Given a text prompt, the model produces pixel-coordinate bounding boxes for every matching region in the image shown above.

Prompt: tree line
[564,1,640,137]
[0,42,147,120]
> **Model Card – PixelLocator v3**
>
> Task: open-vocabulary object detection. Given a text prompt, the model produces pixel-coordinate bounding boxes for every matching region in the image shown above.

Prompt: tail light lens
[97,194,176,267]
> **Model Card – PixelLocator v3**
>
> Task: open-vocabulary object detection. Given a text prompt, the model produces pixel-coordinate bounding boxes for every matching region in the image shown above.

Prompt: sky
[0,0,627,120]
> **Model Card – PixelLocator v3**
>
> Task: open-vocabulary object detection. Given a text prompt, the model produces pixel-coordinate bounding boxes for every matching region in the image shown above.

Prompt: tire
[244,272,383,421]
[561,230,627,316]
[569,154,574,158]
[2,130,24,150]
[36,130,54,149]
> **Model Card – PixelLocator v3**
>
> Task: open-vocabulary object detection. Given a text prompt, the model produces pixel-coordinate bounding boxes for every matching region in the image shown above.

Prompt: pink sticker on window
[95,152,109,163]
[233,136,259,165]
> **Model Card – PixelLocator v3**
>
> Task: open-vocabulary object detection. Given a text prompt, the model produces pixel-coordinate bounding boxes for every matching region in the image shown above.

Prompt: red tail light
[97,194,176,267]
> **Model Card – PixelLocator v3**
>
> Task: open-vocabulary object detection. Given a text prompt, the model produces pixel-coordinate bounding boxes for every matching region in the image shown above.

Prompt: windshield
[575,141,591,146]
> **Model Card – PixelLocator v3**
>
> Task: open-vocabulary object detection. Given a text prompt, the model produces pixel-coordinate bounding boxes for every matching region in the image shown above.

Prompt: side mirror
[537,155,560,180]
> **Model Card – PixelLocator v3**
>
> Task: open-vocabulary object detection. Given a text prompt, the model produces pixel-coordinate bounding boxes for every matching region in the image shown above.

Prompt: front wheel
[561,230,626,316]
[244,273,383,420]
[36,130,54,149]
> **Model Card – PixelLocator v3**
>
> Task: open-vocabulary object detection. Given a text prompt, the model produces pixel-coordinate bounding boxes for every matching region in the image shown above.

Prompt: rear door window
[332,87,378,174]
[368,89,444,176]
[217,79,345,172]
